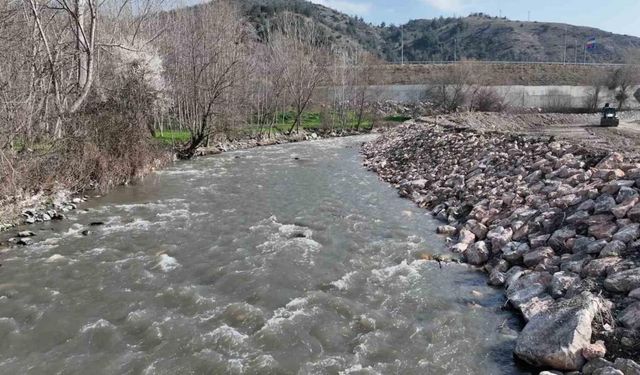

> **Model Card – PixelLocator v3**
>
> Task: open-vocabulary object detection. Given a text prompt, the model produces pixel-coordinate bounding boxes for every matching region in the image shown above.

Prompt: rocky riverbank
[362,121,640,373]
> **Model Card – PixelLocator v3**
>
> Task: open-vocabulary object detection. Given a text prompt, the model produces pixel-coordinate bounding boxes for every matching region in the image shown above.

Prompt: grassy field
[154,130,191,144]
[154,111,377,144]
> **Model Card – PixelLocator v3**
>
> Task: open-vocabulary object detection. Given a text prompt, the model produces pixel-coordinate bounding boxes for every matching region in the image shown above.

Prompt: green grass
[383,114,412,123]
[269,111,372,132]
[154,130,191,144]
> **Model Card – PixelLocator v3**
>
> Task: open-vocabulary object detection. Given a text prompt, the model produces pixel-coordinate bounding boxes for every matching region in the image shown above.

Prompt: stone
[593,367,624,375]
[487,226,513,251]
[578,199,596,212]
[464,241,490,266]
[586,239,609,255]
[16,238,33,246]
[601,180,635,195]
[616,186,639,204]
[529,233,551,248]
[613,358,640,375]
[600,240,627,258]
[568,210,591,224]
[551,271,580,298]
[458,228,476,244]
[488,270,506,286]
[501,242,530,264]
[514,292,603,371]
[613,223,640,244]
[17,231,35,238]
[584,358,615,375]
[589,222,618,240]
[437,225,457,235]
[594,194,617,214]
[408,179,428,189]
[619,302,640,329]
[548,227,576,254]
[596,153,624,169]
[604,267,640,293]
[582,258,622,278]
[573,237,596,254]
[466,220,488,240]
[524,247,555,267]
[612,198,639,219]
[628,203,640,222]
[582,340,607,361]
[519,295,555,322]
[630,288,640,300]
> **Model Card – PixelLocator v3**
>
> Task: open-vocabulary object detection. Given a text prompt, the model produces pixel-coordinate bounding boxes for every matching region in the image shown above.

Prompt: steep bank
[362,122,640,373]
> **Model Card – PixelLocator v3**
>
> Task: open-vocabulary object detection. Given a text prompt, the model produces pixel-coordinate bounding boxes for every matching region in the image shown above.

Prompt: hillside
[235,1,640,63]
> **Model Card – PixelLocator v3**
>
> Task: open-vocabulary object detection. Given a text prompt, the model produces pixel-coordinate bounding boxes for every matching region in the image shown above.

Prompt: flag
[586,37,596,51]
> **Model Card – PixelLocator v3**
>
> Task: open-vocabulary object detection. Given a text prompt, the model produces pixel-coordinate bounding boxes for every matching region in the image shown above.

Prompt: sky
[310,0,640,37]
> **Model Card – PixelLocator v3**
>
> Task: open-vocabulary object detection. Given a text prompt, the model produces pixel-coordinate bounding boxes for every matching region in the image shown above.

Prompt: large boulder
[514,292,603,371]
[604,267,640,293]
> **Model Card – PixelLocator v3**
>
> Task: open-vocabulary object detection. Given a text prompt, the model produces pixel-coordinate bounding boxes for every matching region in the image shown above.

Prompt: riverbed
[0,136,525,374]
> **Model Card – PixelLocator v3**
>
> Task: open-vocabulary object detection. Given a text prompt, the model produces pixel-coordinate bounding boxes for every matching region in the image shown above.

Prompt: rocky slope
[363,122,640,373]
[234,1,640,63]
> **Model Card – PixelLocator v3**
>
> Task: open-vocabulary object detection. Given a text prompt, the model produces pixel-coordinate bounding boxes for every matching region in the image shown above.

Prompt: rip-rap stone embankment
[362,122,640,373]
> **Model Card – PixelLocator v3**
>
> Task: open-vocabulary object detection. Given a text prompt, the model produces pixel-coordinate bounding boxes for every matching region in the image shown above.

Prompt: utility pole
[454,37,457,61]
[401,24,404,65]
[563,26,567,64]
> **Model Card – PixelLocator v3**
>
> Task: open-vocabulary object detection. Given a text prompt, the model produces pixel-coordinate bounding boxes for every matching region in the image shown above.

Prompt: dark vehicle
[600,104,620,127]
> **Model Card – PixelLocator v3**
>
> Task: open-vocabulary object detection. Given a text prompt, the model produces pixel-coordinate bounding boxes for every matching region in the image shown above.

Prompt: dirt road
[422,112,640,157]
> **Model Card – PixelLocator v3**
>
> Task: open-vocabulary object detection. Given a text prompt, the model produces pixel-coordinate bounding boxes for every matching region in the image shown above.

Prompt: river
[0,136,526,374]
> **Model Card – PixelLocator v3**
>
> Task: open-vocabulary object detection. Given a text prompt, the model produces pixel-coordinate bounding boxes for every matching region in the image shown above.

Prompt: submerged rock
[514,292,603,371]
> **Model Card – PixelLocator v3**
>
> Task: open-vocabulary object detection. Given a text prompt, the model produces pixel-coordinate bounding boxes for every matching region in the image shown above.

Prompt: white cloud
[420,0,464,12]
[310,0,373,15]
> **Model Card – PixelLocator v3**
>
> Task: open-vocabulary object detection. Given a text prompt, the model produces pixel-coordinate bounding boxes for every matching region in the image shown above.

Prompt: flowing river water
[0,136,527,374]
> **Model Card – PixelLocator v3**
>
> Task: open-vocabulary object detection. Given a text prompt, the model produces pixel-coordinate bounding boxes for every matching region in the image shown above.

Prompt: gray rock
[594,194,617,214]
[619,301,640,329]
[550,271,580,298]
[628,203,640,222]
[524,247,555,267]
[604,267,640,293]
[613,358,640,375]
[464,241,490,266]
[601,180,635,195]
[16,238,33,246]
[530,233,551,248]
[487,226,513,252]
[466,219,488,240]
[519,295,555,322]
[488,270,506,286]
[589,222,619,240]
[613,223,640,244]
[582,340,607,361]
[548,227,576,253]
[573,236,596,254]
[616,187,639,204]
[437,225,457,235]
[501,242,530,264]
[514,292,603,371]
[459,228,476,244]
[600,240,627,258]
[586,239,609,255]
[582,257,622,278]
[593,367,624,375]
[612,198,639,219]
[584,358,615,375]
[17,231,35,238]
[578,199,596,212]
[630,288,640,300]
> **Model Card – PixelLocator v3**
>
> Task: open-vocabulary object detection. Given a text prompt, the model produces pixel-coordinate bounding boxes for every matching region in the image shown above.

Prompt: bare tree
[271,14,329,135]
[162,0,249,159]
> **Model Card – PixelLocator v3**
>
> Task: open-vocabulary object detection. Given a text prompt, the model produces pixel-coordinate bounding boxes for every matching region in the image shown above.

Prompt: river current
[0,136,525,374]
